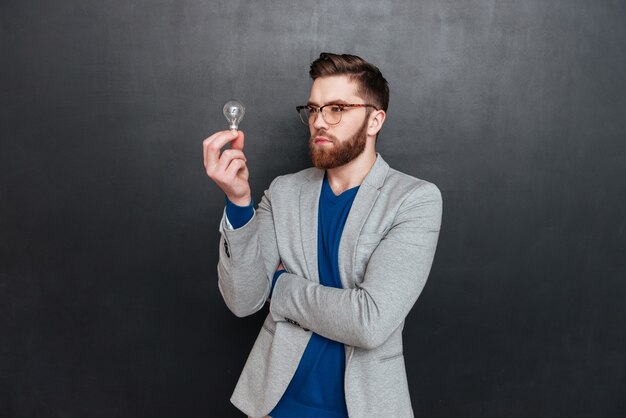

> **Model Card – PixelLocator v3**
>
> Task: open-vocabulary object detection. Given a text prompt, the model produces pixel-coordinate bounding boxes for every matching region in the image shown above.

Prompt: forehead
[308,75,361,104]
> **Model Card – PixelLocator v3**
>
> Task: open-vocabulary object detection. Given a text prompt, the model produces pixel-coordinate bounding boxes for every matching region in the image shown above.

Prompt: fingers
[217,148,247,174]
[203,130,237,169]
[224,157,247,180]
[203,130,243,170]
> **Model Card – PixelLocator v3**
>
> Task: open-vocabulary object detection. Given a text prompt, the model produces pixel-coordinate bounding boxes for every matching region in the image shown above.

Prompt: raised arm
[203,130,281,317]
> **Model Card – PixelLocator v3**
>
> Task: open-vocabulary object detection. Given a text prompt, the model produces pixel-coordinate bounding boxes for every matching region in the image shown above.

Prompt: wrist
[227,194,252,207]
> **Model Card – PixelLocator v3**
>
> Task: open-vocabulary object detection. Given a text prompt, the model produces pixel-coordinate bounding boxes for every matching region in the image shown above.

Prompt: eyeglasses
[295,103,378,126]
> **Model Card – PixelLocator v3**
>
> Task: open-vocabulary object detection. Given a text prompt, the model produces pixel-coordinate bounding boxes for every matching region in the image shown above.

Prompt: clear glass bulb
[223,100,245,130]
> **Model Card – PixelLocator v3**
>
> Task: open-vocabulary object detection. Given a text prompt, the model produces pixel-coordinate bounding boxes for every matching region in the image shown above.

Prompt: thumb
[230,130,245,150]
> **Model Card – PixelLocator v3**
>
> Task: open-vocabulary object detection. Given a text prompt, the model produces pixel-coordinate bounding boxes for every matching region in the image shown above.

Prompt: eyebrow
[306,99,350,107]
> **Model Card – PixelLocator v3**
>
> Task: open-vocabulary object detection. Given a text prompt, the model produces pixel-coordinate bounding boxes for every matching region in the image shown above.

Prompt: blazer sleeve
[269,182,442,349]
[217,177,282,317]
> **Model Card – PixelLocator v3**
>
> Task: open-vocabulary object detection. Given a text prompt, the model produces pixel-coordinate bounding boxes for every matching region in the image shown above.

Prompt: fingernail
[231,130,238,136]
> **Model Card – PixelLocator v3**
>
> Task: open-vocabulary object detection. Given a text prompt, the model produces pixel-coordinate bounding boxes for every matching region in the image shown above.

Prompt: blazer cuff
[269,272,310,331]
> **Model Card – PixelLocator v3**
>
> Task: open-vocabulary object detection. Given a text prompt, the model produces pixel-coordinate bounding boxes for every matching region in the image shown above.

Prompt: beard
[308,118,368,170]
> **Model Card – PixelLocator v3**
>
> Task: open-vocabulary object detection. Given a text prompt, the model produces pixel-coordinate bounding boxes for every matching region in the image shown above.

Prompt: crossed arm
[217,182,442,349]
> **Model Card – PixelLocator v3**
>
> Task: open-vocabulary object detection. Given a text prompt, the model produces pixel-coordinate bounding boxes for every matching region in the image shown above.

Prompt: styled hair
[309,52,389,112]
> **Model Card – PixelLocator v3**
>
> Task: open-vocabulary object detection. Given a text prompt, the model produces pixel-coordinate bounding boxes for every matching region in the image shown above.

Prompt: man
[203,53,442,418]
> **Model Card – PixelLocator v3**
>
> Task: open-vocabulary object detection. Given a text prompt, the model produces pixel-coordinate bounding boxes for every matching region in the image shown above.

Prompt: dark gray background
[1,0,625,417]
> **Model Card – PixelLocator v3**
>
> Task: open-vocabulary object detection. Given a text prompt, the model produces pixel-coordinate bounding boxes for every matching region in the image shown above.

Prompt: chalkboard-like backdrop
[1,1,624,417]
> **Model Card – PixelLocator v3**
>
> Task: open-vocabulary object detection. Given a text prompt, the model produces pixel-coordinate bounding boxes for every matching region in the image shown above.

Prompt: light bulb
[223,100,245,130]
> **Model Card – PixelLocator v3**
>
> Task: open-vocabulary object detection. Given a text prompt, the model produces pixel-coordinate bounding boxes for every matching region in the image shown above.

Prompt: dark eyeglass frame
[295,103,379,126]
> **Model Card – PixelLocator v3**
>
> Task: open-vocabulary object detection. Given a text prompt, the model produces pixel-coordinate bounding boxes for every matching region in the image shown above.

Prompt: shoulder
[268,166,321,191]
[382,166,442,205]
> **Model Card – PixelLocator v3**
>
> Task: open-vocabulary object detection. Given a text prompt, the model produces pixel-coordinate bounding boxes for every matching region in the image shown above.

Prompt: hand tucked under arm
[267,263,286,301]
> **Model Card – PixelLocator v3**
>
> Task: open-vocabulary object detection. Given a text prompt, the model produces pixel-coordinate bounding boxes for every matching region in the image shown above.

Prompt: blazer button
[286,318,307,331]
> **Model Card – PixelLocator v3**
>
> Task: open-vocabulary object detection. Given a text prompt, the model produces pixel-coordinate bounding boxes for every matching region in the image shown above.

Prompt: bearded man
[203,52,442,418]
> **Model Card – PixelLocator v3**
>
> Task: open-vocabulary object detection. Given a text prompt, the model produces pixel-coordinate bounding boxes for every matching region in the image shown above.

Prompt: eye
[328,105,344,113]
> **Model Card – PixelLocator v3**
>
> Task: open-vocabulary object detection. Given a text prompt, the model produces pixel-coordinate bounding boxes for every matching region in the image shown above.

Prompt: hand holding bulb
[202,100,251,207]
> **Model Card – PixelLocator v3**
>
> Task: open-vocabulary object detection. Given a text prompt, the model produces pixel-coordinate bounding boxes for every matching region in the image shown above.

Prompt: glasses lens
[323,105,342,125]
[298,105,344,125]
[298,107,311,125]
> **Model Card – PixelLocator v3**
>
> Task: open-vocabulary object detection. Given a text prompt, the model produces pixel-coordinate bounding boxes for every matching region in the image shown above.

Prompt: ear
[367,109,386,137]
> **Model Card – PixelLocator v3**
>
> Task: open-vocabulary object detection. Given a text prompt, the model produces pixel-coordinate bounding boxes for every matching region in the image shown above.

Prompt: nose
[312,110,329,130]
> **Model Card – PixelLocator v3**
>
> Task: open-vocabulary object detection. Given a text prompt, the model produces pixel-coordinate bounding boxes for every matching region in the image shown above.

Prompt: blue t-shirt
[270,174,358,418]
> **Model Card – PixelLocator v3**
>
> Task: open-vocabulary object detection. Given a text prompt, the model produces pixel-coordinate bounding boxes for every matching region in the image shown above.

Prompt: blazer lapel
[299,168,324,284]
[338,153,389,289]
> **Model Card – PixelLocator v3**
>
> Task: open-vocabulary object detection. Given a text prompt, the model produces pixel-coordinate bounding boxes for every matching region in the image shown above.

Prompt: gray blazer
[217,154,442,418]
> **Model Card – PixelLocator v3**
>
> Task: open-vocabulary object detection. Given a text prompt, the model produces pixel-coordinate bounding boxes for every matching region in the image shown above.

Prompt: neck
[326,144,377,195]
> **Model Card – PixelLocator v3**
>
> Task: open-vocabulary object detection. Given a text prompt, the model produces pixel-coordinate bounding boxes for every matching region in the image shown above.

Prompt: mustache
[310,130,337,142]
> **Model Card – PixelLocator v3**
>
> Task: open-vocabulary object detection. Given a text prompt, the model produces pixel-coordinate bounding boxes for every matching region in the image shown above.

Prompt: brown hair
[309,52,390,112]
